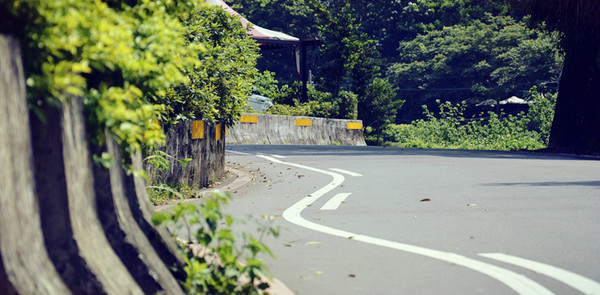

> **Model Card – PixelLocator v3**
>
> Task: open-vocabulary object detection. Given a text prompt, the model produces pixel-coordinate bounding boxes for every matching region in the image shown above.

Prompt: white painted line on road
[329,168,362,177]
[257,156,344,198]
[320,193,352,210]
[271,154,287,159]
[227,150,252,155]
[257,155,555,295]
[479,253,600,295]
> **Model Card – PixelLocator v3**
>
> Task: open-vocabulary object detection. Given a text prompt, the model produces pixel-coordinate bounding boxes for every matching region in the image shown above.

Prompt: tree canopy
[235,0,562,116]
[2,0,258,152]
[388,15,563,121]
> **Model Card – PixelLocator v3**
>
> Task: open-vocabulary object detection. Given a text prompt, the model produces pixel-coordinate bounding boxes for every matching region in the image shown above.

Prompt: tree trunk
[0,33,70,295]
[548,41,600,154]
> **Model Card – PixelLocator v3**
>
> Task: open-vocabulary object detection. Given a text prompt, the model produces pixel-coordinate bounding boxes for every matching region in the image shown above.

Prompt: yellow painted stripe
[192,121,204,139]
[225,125,227,137]
[347,122,363,129]
[240,115,258,123]
[215,124,221,140]
[295,119,312,126]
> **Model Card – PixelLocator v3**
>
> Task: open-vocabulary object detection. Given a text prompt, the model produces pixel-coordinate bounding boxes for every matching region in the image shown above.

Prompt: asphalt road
[222,145,600,295]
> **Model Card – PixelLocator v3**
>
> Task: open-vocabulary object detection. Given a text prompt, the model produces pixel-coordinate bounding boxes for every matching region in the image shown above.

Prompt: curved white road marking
[271,154,287,159]
[320,193,352,210]
[479,253,600,295]
[329,168,363,177]
[257,155,555,295]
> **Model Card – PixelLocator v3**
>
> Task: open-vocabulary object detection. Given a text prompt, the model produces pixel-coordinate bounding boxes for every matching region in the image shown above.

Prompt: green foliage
[309,0,380,98]
[4,1,258,152]
[144,149,197,205]
[267,99,337,118]
[374,100,546,151]
[526,87,556,145]
[147,183,198,205]
[252,71,282,101]
[152,191,279,294]
[4,0,206,152]
[359,78,404,139]
[388,14,563,122]
[337,91,358,120]
[266,84,343,118]
[164,4,260,126]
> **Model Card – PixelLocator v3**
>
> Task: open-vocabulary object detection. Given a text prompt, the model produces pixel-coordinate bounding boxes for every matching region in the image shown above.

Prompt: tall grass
[368,89,556,151]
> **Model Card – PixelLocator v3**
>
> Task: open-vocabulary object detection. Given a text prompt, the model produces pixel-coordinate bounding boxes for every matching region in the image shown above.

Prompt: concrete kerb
[153,166,252,213]
[153,167,295,295]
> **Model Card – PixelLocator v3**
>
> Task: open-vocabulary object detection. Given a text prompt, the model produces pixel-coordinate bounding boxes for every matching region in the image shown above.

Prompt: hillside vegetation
[233,0,569,151]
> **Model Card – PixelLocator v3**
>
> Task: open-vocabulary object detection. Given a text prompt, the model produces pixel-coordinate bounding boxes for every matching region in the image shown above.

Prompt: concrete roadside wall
[227,113,366,146]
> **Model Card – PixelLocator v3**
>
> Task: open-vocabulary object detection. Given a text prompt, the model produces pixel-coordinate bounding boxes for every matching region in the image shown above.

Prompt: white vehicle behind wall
[248,94,274,112]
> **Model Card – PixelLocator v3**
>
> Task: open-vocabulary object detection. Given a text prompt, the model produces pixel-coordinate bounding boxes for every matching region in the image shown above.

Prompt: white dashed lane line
[320,193,352,210]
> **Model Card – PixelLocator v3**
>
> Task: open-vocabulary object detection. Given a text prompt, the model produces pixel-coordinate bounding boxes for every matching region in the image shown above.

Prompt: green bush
[266,84,346,118]
[266,102,310,116]
[152,191,279,294]
[252,71,281,101]
[338,90,358,119]
[164,3,259,126]
[147,184,198,205]
[526,87,556,145]
[5,0,207,152]
[377,100,546,151]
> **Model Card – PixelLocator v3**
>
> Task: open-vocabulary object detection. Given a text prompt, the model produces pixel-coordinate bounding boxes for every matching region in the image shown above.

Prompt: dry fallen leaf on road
[467,203,477,207]
[420,198,431,202]
[305,241,321,246]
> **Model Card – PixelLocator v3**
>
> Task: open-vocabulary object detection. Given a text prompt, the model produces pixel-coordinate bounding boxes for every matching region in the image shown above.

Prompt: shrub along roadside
[152,192,280,294]
[368,89,556,151]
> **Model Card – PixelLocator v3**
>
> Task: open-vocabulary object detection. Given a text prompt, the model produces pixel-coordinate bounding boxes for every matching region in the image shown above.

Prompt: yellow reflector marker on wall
[192,121,204,139]
[240,115,258,123]
[295,119,312,126]
[215,124,222,140]
[347,122,363,129]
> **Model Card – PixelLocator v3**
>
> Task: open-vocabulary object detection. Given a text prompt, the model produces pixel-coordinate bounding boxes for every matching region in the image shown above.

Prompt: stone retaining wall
[226,113,366,146]
[146,121,226,188]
